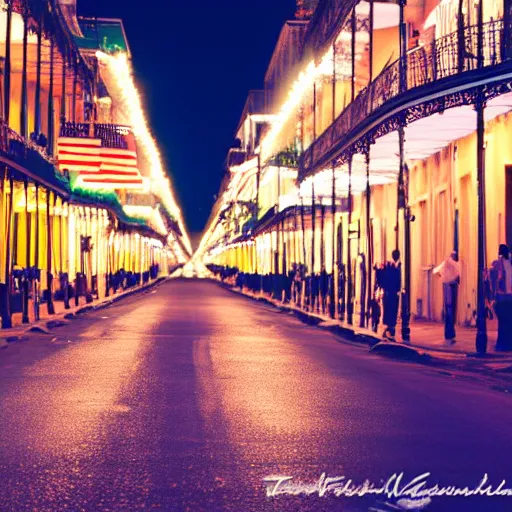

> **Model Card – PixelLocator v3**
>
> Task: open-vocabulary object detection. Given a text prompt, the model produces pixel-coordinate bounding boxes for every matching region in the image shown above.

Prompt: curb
[214,281,510,365]
[0,277,168,346]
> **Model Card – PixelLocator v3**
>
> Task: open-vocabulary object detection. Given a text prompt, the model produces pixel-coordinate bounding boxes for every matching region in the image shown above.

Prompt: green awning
[75,18,129,54]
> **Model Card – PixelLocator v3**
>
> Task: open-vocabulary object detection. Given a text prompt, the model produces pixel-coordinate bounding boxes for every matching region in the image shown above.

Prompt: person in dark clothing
[320,268,329,314]
[371,263,384,333]
[382,250,401,341]
[490,244,512,351]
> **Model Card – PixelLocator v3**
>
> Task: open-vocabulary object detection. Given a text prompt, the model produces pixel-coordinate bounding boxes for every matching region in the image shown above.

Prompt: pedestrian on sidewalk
[381,250,401,341]
[490,244,512,351]
[433,251,461,344]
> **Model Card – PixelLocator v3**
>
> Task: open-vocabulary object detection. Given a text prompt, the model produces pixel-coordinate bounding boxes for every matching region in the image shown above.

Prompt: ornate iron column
[330,164,336,318]
[400,124,412,343]
[46,190,55,315]
[475,0,488,353]
[34,184,40,321]
[1,171,13,329]
[311,180,316,310]
[347,156,354,325]
[22,179,30,324]
[365,146,372,328]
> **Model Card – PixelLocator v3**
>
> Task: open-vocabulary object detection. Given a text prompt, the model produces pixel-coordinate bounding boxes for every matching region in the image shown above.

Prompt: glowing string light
[96,51,192,256]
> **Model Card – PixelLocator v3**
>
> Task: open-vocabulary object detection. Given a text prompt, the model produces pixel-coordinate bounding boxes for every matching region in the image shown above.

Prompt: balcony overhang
[300,19,512,182]
[301,69,512,184]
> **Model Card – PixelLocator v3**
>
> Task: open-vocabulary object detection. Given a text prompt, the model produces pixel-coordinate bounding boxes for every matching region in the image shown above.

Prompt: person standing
[490,244,512,351]
[433,251,461,344]
[382,250,401,341]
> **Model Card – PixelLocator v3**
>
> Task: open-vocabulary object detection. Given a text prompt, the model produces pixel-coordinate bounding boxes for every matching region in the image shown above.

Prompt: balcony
[60,122,130,149]
[301,19,508,179]
[0,120,69,195]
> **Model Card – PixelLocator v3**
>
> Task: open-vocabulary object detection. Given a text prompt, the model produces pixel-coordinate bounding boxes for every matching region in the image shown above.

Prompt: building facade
[0,0,191,329]
[198,0,511,352]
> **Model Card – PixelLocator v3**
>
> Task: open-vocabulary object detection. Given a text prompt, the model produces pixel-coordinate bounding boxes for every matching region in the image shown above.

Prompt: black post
[34,22,42,136]
[22,179,30,323]
[347,156,353,325]
[320,203,325,272]
[300,195,307,308]
[365,149,372,328]
[20,5,29,139]
[3,0,12,123]
[46,190,55,315]
[330,40,337,319]
[256,154,261,219]
[330,165,336,318]
[48,40,55,156]
[400,124,411,342]
[475,0,488,353]
[1,171,13,328]
[332,41,336,123]
[34,184,40,320]
[311,181,316,310]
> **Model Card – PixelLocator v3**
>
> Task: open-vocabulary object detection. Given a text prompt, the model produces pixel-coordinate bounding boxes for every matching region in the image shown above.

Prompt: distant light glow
[96,51,192,256]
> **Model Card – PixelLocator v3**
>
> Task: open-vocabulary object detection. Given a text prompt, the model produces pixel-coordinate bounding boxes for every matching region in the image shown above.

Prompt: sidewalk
[222,282,505,359]
[0,277,167,345]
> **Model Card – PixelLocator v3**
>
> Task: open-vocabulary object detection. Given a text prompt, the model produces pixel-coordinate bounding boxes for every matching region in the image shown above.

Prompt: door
[459,174,477,325]
[506,166,512,249]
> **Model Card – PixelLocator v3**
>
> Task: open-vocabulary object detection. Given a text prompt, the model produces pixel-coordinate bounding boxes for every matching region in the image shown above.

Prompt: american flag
[57,137,144,189]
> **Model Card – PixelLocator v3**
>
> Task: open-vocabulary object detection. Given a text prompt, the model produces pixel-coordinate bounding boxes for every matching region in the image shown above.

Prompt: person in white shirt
[490,244,512,351]
[434,251,461,343]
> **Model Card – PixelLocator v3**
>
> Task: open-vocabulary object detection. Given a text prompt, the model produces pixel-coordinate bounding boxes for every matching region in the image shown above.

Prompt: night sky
[78,0,296,238]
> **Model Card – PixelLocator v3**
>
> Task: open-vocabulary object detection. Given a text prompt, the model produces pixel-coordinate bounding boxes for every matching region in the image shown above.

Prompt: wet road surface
[0,279,511,511]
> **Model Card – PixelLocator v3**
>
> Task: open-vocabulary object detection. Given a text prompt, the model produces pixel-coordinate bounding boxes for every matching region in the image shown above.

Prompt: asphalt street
[0,279,511,512]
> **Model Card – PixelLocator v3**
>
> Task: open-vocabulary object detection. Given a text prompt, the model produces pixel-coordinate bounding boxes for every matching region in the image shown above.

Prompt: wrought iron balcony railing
[59,122,130,149]
[302,19,505,175]
[0,119,57,165]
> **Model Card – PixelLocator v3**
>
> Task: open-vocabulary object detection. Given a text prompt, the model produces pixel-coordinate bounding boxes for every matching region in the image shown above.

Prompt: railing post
[399,0,408,94]
[34,23,42,136]
[20,4,28,140]
[47,39,54,157]
[504,0,512,61]
[457,0,465,72]
[3,0,12,124]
